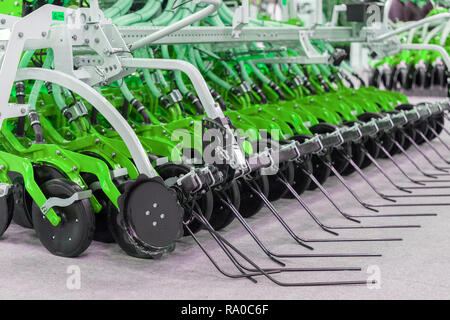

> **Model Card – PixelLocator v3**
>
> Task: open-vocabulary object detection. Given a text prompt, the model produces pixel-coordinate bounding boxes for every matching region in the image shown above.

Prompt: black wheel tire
[385,111,406,155]
[400,124,416,150]
[359,135,380,169]
[156,163,214,236]
[307,153,331,190]
[80,153,115,243]
[209,182,241,231]
[432,113,445,136]
[291,134,330,191]
[237,174,269,218]
[283,158,313,198]
[341,121,366,174]
[81,172,115,244]
[0,193,14,238]
[267,161,295,201]
[9,174,34,229]
[32,179,95,258]
[425,117,437,141]
[341,141,365,175]
[107,195,161,259]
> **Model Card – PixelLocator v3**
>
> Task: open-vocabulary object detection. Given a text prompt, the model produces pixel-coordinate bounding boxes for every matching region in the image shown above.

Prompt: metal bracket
[0,103,29,127]
[40,190,92,215]
[62,100,88,122]
[111,168,128,179]
[232,0,249,38]
[0,183,11,198]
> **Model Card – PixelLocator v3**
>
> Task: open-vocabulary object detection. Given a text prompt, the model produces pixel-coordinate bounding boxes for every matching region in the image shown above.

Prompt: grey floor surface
[1,97,450,300]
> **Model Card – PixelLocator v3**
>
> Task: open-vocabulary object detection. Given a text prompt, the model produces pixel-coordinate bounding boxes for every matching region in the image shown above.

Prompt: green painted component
[52,11,65,21]
[0,0,24,17]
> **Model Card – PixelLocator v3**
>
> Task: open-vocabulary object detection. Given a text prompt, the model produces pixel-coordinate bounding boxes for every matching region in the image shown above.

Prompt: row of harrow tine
[175,100,450,287]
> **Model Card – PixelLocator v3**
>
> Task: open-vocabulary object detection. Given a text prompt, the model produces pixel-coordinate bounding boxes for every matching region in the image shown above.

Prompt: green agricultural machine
[0,0,450,286]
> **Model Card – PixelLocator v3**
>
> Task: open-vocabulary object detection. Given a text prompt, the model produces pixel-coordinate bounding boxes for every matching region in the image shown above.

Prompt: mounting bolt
[56,150,61,155]
[145,211,150,216]
[160,214,165,219]
[18,32,23,38]
[72,166,77,171]
[111,152,116,157]
[153,203,158,208]
[1,19,6,24]
[20,108,26,114]
[152,221,157,227]
[95,138,100,144]
[0,165,4,170]
[41,32,47,38]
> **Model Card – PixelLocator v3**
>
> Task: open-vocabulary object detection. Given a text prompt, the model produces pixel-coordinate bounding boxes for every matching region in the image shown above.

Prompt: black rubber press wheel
[291,134,329,191]
[237,173,270,218]
[209,182,241,231]
[0,193,14,238]
[32,179,95,258]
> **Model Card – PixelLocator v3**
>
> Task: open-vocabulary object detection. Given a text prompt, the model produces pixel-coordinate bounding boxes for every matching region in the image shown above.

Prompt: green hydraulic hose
[112,0,163,26]
[134,49,163,99]
[119,81,134,102]
[104,0,133,19]
[29,51,54,111]
[190,46,232,90]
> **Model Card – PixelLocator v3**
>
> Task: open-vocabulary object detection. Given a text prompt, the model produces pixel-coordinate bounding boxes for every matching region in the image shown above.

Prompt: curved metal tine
[401,129,449,172]
[379,137,442,181]
[218,193,383,261]
[192,211,363,275]
[246,178,408,243]
[184,221,260,283]
[343,148,447,199]
[427,124,450,152]
[318,156,443,213]
[300,166,435,220]
[383,138,439,179]
[193,216,374,287]
[376,139,431,183]
[414,129,450,165]
[188,214,366,287]
[359,145,412,193]
[319,156,380,212]
[338,149,396,202]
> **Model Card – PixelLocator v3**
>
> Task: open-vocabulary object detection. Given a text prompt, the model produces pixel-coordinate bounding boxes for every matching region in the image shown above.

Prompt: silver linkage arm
[120,57,248,171]
[373,12,450,42]
[128,0,221,51]
[399,43,450,71]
